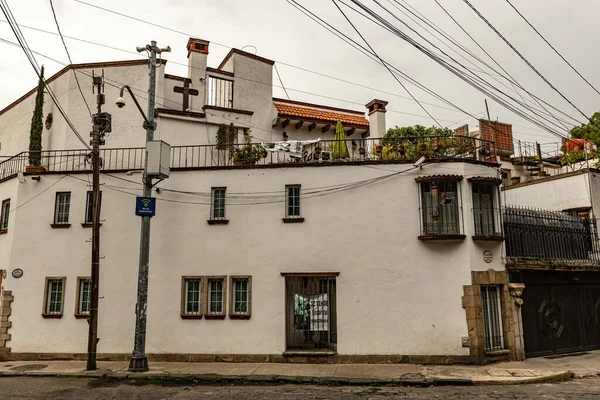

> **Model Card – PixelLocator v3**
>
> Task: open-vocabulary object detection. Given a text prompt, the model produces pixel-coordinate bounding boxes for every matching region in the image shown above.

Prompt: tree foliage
[384,124,453,139]
[28,66,44,166]
[570,112,600,144]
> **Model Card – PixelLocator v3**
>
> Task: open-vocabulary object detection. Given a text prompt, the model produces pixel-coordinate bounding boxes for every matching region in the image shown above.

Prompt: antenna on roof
[241,45,257,55]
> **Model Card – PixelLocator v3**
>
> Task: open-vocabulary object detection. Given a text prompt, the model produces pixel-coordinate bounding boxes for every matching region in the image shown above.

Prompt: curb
[0,370,573,387]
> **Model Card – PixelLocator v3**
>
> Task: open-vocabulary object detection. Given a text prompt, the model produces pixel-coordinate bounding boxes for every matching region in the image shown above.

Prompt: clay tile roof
[414,175,464,183]
[273,99,369,128]
[467,176,502,184]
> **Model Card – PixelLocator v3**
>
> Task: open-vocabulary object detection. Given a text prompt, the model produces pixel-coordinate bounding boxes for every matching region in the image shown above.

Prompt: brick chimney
[365,99,388,140]
[187,38,209,112]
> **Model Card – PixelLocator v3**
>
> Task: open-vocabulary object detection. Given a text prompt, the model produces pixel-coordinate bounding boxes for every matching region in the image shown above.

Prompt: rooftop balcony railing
[0,135,496,182]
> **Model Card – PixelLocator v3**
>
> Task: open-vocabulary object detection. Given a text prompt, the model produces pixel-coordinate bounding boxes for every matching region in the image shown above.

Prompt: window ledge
[181,314,203,319]
[418,234,466,242]
[74,313,89,319]
[81,223,102,228]
[282,217,305,223]
[204,314,226,320]
[283,350,337,357]
[207,219,229,225]
[50,223,71,229]
[472,235,505,242]
[229,314,251,320]
[0,229,7,235]
[485,349,510,356]
[41,313,63,319]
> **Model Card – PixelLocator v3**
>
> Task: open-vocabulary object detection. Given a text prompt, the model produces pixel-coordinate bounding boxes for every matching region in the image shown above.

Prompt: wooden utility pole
[87,73,109,371]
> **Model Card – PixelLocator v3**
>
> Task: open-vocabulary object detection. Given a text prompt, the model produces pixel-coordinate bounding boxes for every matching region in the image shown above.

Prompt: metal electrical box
[146,140,171,179]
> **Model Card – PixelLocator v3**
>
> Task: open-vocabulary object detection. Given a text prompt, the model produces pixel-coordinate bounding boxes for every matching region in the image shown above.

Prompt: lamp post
[116,40,170,372]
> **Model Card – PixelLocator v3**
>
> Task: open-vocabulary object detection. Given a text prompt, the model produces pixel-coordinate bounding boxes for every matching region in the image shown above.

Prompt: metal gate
[285,275,337,351]
[511,271,600,357]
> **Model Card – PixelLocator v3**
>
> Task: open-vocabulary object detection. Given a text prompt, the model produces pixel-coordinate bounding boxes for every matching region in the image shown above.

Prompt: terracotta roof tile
[274,101,369,128]
[414,175,464,183]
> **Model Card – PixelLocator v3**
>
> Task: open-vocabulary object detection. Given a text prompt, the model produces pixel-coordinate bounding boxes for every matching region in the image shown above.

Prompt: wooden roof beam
[282,119,290,128]
[322,124,331,134]
[295,120,304,130]
[346,127,356,136]
[308,122,317,132]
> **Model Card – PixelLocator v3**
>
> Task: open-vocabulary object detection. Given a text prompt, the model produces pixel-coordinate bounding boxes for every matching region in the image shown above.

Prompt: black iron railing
[419,205,464,236]
[503,206,600,266]
[0,136,497,180]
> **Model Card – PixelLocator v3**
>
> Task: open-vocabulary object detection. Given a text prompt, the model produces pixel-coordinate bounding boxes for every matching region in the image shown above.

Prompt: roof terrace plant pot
[25,165,46,174]
[375,145,383,154]
[358,147,366,155]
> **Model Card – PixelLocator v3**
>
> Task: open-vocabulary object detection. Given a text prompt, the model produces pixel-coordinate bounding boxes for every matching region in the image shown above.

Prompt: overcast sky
[1,0,599,150]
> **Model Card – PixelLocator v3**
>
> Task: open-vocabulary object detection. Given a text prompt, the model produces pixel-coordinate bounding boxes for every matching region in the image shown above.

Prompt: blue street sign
[136,196,156,217]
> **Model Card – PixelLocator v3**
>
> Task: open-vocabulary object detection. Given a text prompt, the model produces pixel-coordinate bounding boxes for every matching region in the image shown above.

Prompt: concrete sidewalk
[1,351,598,386]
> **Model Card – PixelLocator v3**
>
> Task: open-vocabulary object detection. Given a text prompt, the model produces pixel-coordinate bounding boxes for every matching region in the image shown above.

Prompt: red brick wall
[454,125,469,136]
[478,119,514,155]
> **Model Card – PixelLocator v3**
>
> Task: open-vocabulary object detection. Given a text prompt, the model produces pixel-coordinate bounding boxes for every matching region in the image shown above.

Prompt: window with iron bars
[54,192,71,225]
[43,277,65,317]
[206,277,226,318]
[207,76,234,109]
[210,187,226,220]
[419,180,462,236]
[75,277,91,316]
[481,285,505,352]
[471,182,499,236]
[0,198,9,230]
[286,185,301,218]
[229,276,252,318]
[181,277,203,318]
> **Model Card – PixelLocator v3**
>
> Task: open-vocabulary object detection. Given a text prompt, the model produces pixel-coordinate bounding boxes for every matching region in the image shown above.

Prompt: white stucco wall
[0,179,19,275]
[502,172,592,211]
[1,160,502,356]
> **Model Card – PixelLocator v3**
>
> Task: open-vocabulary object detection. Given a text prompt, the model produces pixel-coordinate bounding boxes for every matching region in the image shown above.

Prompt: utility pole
[129,40,169,372]
[87,73,109,370]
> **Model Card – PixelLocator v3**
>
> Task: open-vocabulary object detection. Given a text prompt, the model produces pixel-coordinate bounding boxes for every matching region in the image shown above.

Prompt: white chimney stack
[186,38,210,112]
[365,99,388,140]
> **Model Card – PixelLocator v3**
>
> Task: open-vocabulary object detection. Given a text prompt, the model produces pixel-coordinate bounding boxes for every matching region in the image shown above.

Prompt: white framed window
[210,187,226,220]
[0,198,9,230]
[417,178,463,237]
[85,191,102,225]
[53,192,71,225]
[75,277,91,317]
[229,276,252,319]
[206,276,226,318]
[43,277,66,317]
[285,185,301,218]
[481,285,505,352]
[181,277,203,318]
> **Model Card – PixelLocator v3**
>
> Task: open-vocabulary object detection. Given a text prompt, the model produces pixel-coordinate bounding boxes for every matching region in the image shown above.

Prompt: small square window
[205,276,226,318]
[43,277,66,318]
[85,191,102,225]
[75,277,91,317]
[181,277,203,319]
[54,192,71,225]
[229,276,252,319]
[285,185,301,218]
[210,187,227,221]
[0,198,10,230]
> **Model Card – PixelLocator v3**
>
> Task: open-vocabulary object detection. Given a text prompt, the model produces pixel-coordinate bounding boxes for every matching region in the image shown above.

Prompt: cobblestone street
[0,377,599,399]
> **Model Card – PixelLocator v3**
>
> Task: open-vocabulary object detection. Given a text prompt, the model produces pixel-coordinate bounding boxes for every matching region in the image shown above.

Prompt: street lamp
[117,40,170,373]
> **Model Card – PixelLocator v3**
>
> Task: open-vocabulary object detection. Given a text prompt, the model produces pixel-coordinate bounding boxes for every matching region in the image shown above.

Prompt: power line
[504,0,600,97]
[461,0,589,121]
[274,63,291,100]
[49,0,92,118]
[0,1,90,150]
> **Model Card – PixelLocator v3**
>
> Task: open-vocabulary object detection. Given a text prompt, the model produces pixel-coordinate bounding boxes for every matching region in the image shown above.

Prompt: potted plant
[432,139,440,152]
[375,144,383,154]
[418,143,427,153]
[215,123,237,151]
[511,177,521,185]
[358,147,366,155]
[26,66,46,174]
[321,151,331,161]
[232,130,261,166]
[314,145,322,155]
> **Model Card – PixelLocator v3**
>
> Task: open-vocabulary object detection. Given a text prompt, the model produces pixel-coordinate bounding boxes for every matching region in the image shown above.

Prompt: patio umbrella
[332,121,349,160]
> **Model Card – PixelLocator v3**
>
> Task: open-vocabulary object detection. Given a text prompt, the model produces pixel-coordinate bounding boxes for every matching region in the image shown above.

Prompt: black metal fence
[503,206,599,266]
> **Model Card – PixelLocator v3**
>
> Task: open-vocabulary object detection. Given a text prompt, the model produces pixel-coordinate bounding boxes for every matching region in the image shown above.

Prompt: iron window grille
[75,277,91,315]
[286,185,301,218]
[229,276,252,318]
[419,180,463,236]
[0,198,9,230]
[181,277,203,318]
[207,76,234,109]
[285,275,337,352]
[210,187,227,220]
[481,285,505,352]
[206,277,226,318]
[54,192,71,225]
[43,277,66,317]
[84,191,102,225]
[471,182,501,237]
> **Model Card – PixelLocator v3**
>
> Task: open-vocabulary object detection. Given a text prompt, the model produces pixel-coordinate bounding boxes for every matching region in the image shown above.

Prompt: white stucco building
[0,38,524,365]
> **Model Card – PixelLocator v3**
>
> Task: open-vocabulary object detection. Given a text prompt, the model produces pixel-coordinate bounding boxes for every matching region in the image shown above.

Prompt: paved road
[0,377,599,399]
